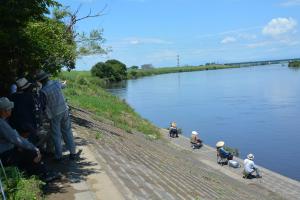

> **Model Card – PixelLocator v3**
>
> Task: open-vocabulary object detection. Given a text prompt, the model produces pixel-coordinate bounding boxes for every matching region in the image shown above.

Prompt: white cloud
[246,41,271,48]
[262,17,297,37]
[197,26,261,39]
[238,33,257,40]
[221,36,237,44]
[246,37,300,49]
[280,0,300,6]
[124,37,172,45]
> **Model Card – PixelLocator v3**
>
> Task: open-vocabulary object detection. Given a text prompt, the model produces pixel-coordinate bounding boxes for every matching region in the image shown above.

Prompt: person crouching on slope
[243,153,262,179]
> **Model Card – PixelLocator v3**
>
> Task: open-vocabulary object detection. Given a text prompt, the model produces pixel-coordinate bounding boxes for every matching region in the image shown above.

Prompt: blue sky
[58,0,300,70]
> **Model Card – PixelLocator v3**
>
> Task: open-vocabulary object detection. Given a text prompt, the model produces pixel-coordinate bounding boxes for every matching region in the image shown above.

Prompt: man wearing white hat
[190,131,202,149]
[9,77,39,144]
[243,153,262,179]
[216,141,233,165]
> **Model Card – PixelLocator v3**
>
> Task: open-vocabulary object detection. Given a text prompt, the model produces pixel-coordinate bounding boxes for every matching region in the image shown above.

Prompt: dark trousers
[0,148,45,176]
[169,129,178,137]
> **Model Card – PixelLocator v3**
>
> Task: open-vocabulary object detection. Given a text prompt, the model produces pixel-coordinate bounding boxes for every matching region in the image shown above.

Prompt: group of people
[169,122,262,179]
[0,70,80,182]
[216,140,262,179]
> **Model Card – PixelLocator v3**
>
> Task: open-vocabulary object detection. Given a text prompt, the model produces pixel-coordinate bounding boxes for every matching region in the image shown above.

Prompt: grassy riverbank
[127,64,239,79]
[288,61,300,68]
[59,71,161,139]
[59,65,238,138]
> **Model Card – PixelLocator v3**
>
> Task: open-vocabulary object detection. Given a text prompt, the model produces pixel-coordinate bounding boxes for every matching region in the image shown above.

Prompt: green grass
[95,131,102,140]
[59,71,161,138]
[127,64,239,79]
[0,167,43,200]
[288,61,300,68]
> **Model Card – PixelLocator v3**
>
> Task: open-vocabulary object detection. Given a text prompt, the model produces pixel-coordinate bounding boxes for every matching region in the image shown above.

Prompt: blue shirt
[40,80,67,119]
[219,147,230,157]
[0,118,36,154]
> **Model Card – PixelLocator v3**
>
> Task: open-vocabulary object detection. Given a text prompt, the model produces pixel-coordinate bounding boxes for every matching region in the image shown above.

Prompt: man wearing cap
[216,141,233,165]
[190,131,202,149]
[9,77,39,144]
[0,97,42,174]
[169,122,178,138]
[36,70,78,161]
[243,153,262,179]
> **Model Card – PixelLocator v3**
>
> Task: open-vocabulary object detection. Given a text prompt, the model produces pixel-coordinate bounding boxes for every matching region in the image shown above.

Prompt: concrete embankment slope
[56,108,299,200]
[162,131,300,200]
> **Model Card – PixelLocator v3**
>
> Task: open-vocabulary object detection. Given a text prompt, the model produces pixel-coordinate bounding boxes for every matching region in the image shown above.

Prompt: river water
[107,64,300,181]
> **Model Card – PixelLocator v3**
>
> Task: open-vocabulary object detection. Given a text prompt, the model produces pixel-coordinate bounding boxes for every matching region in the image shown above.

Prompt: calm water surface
[107,64,300,181]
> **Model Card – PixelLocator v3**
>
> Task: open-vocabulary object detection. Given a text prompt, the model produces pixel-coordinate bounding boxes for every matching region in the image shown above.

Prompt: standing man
[35,70,79,161]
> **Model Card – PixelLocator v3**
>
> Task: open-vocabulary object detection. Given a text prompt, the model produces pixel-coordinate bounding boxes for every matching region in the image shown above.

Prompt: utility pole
[177,55,180,67]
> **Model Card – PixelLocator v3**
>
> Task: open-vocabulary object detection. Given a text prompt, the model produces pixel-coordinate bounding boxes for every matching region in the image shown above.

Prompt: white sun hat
[247,153,254,160]
[191,131,198,135]
[216,141,225,148]
[171,122,177,128]
[16,78,32,90]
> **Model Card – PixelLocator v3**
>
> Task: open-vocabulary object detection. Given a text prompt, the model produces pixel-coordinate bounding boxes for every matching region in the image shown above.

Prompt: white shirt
[244,158,257,174]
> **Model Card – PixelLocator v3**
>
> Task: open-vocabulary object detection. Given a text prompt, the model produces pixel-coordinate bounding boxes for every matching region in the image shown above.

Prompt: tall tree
[0,1,108,95]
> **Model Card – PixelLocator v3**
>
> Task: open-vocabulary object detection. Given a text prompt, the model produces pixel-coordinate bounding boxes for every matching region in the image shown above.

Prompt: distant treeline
[288,61,300,68]
[127,65,240,79]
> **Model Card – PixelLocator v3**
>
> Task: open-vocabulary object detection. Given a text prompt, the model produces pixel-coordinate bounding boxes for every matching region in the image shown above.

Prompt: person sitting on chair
[216,141,233,165]
[169,122,178,138]
[243,153,262,179]
[190,131,202,149]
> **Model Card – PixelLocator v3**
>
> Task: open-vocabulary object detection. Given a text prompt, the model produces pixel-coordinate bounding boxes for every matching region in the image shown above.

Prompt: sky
[58,0,300,70]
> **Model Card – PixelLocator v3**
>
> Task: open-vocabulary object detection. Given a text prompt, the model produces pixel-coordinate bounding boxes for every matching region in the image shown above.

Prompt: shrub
[91,59,127,82]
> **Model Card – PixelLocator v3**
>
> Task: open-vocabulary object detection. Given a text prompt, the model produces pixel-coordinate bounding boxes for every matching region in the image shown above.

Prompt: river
[107,64,300,181]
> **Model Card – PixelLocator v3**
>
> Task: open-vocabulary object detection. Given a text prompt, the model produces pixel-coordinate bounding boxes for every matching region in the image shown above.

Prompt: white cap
[192,131,198,135]
[247,153,254,160]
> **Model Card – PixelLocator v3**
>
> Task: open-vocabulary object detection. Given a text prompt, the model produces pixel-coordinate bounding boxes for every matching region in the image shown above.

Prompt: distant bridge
[225,58,300,67]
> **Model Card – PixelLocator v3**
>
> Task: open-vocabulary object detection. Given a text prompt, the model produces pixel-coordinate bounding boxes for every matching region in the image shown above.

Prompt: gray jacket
[0,118,36,154]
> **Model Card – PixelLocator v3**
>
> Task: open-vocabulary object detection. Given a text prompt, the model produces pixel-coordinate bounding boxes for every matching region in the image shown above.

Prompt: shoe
[42,171,61,183]
[69,149,82,160]
[256,175,262,178]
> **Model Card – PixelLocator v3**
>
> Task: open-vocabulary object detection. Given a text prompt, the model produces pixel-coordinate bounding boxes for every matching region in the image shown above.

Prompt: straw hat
[171,122,177,128]
[16,78,32,90]
[216,141,225,148]
[247,153,254,160]
[191,131,198,135]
